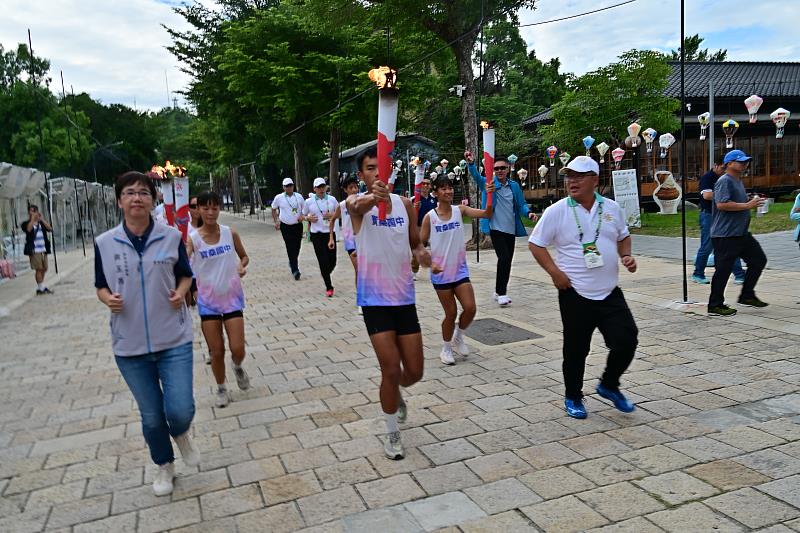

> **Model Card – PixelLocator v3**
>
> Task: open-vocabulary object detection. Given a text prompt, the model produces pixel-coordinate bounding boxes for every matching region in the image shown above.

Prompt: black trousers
[558,287,638,400]
[490,229,516,296]
[310,232,337,290]
[279,222,303,274]
[709,233,767,309]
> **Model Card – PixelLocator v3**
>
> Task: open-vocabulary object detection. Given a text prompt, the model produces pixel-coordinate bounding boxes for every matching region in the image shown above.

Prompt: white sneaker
[498,295,512,307]
[440,344,455,365]
[173,430,200,467]
[413,273,418,281]
[452,333,469,356]
[152,462,175,496]
[357,306,363,315]
[384,431,404,460]
[215,388,230,408]
[234,366,250,390]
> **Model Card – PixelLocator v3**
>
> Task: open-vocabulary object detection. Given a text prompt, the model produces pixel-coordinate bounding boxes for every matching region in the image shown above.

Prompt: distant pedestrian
[94,171,199,497]
[188,195,200,231]
[305,177,338,297]
[271,178,305,280]
[707,150,768,316]
[692,158,745,285]
[187,191,250,408]
[20,205,53,295]
[420,174,493,365]
[528,156,638,420]
[412,176,437,280]
[329,175,361,311]
[466,151,537,307]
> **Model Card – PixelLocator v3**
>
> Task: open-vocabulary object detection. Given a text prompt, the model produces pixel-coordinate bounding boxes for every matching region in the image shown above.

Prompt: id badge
[582,242,604,269]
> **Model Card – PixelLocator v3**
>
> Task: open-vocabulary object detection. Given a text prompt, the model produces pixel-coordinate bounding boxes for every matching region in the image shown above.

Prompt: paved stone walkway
[1,212,799,532]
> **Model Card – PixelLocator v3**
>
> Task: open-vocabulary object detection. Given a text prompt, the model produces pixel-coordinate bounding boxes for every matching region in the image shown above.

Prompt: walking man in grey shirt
[707,150,768,316]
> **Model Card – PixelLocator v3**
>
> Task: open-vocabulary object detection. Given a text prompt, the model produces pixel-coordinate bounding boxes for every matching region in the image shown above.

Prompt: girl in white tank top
[186,192,251,408]
[420,174,494,365]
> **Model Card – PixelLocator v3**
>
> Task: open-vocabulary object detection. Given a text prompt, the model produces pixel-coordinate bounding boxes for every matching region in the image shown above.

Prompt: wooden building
[518,61,800,206]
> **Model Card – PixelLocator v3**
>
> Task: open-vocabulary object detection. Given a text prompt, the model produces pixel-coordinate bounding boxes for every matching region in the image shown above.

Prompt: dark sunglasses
[189,204,198,208]
[494,166,508,171]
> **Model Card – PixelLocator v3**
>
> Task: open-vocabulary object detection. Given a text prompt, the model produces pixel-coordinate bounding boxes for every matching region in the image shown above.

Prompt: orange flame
[368,66,397,90]
[163,160,187,177]
[150,165,167,179]
[480,120,492,130]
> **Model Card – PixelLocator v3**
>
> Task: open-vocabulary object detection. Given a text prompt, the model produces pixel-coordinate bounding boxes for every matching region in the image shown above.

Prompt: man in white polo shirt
[271,178,305,280]
[528,156,638,419]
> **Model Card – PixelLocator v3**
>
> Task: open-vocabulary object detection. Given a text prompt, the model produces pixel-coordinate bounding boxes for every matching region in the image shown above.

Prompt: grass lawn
[465,198,798,237]
[630,200,796,237]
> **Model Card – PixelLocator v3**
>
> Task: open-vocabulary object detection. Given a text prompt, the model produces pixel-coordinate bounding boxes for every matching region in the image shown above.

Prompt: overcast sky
[2,0,798,112]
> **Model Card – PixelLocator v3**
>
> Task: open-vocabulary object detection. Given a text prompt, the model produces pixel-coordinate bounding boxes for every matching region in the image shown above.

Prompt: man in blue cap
[707,149,768,316]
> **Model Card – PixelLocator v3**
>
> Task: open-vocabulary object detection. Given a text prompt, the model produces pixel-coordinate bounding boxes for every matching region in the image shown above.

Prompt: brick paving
[1,211,799,532]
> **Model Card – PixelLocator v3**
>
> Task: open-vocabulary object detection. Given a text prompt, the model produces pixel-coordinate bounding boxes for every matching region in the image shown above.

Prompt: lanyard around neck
[285,193,299,210]
[314,194,329,215]
[568,193,604,244]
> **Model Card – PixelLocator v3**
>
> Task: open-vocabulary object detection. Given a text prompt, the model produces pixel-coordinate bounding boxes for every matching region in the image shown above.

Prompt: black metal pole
[679,0,688,303]
[28,29,59,272]
[83,181,95,244]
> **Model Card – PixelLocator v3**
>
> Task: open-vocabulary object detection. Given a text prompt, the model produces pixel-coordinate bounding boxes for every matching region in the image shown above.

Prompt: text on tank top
[355,194,415,306]
[190,225,245,315]
[428,206,469,285]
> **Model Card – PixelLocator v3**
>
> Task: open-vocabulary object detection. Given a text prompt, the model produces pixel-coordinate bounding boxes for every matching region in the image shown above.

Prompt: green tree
[669,34,727,62]
[540,50,679,156]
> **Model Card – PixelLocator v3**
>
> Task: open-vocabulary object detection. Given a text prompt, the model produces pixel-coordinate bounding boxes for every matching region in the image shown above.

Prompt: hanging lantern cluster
[696,96,794,147]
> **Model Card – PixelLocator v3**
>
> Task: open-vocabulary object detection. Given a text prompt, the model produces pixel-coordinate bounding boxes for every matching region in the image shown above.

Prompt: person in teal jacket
[465,151,537,306]
[791,191,800,248]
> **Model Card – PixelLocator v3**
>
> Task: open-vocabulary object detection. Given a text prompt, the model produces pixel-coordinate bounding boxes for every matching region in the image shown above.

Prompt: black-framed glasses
[121,190,153,198]
[494,166,508,171]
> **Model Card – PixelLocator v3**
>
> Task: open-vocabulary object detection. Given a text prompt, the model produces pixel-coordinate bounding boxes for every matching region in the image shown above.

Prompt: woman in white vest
[420,174,493,365]
[94,172,199,497]
[186,191,250,409]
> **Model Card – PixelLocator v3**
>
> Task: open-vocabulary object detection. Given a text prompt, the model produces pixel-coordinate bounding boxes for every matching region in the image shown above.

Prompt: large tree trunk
[453,36,491,250]
[293,135,311,195]
[328,126,341,199]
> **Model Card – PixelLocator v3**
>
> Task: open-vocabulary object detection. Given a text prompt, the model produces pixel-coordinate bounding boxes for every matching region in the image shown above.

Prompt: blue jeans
[115,342,195,465]
[694,210,744,279]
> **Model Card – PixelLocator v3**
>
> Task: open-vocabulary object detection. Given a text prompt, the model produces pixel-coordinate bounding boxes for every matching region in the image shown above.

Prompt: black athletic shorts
[432,277,471,291]
[200,310,244,322]
[362,304,421,336]
[346,248,357,257]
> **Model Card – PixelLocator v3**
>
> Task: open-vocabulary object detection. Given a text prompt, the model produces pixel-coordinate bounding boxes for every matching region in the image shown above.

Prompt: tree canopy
[669,34,727,62]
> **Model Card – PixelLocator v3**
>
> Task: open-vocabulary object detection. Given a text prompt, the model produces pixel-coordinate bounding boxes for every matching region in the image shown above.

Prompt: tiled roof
[665,61,800,98]
[521,108,553,127]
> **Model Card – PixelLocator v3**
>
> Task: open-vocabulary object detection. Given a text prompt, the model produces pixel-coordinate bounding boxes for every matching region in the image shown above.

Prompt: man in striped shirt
[21,205,53,295]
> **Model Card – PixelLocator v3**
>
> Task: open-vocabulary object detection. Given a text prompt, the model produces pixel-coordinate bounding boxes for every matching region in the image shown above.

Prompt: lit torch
[368,66,399,220]
[480,120,495,207]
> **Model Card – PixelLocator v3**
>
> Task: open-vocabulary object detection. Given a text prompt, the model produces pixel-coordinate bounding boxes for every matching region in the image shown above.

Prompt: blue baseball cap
[723,149,752,164]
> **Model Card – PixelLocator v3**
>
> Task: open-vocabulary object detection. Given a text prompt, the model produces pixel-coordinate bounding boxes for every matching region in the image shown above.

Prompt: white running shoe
[234,366,250,390]
[452,333,469,356]
[498,295,512,307]
[357,306,363,315]
[215,388,230,408]
[152,462,175,496]
[384,431,404,460]
[440,344,456,365]
[173,430,200,467]
[493,292,499,301]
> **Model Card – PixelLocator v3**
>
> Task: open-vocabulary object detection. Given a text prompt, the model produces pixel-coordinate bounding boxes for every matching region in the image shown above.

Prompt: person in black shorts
[348,147,437,460]
[420,174,493,365]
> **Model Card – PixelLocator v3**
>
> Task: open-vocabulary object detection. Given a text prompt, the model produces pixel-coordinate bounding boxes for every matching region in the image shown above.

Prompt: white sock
[442,340,452,348]
[233,362,242,370]
[217,383,227,392]
[454,327,466,340]
[37,283,45,291]
[384,411,399,433]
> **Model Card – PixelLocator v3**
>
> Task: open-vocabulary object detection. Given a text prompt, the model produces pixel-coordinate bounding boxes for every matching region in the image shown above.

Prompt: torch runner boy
[348,146,437,460]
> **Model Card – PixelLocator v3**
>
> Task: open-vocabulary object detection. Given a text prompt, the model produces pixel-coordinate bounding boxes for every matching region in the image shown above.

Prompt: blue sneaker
[596,384,635,413]
[564,398,587,419]
[691,275,710,285]
[733,277,745,285]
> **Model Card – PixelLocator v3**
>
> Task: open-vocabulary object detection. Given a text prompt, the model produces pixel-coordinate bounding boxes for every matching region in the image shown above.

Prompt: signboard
[611,169,641,228]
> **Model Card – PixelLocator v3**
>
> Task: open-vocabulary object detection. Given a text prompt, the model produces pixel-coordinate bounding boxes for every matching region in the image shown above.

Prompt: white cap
[564,156,599,175]
[313,177,327,188]
[282,178,294,186]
